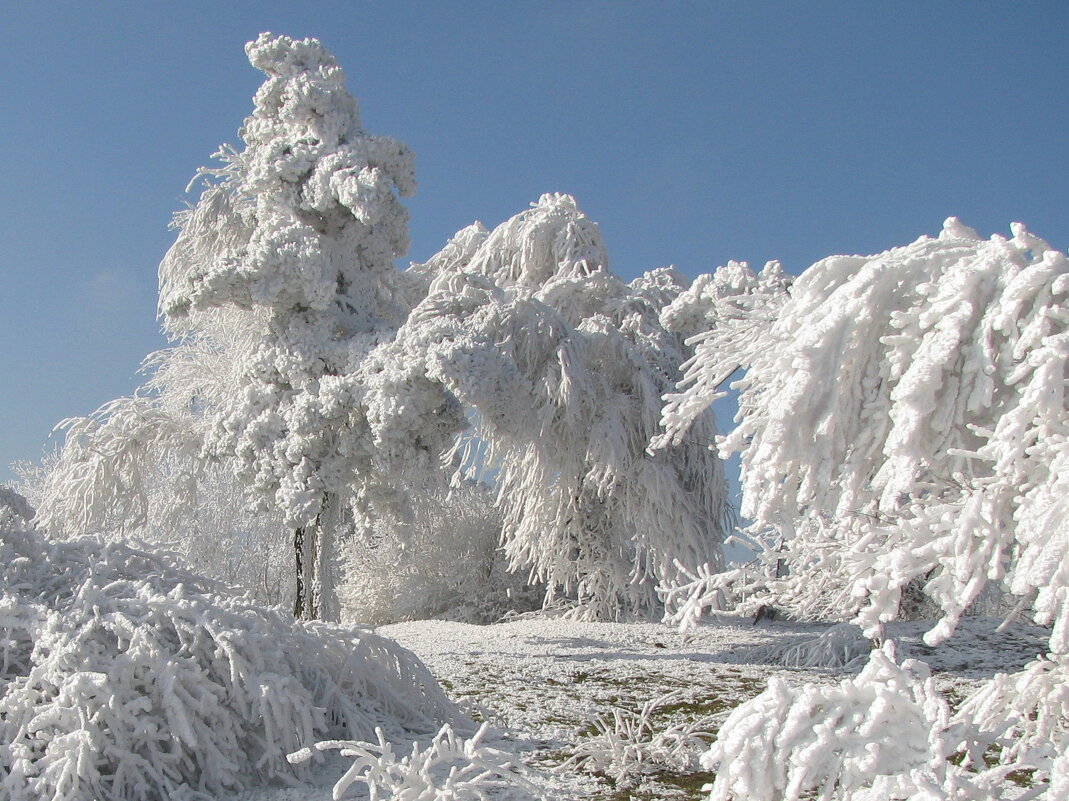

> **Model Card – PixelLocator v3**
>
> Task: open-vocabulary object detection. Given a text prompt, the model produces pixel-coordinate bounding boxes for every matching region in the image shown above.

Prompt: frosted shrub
[704,643,1005,801]
[288,722,530,801]
[561,691,711,788]
[340,481,539,625]
[0,511,457,801]
[0,485,34,529]
[747,623,873,669]
[957,653,1069,789]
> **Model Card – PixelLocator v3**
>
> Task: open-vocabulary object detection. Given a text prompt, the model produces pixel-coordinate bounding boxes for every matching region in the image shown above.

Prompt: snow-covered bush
[704,643,1007,801]
[746,623,873,670]
[289,722,530,801]
[0,485,33,529]
[22,446,292,608]
[560,691,711,787]
[0,507,458,801]
[339,480,539,625]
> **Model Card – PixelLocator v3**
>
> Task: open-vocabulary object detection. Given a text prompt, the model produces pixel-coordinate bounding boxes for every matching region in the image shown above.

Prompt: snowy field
[223,614,1050,801]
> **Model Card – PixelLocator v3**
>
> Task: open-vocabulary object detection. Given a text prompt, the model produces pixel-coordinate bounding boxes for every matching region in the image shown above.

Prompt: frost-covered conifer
[37,33,435,620]
[154,32,423,621]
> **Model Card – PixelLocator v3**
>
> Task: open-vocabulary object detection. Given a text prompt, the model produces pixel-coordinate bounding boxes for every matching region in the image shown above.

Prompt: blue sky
[2,1,1067,486]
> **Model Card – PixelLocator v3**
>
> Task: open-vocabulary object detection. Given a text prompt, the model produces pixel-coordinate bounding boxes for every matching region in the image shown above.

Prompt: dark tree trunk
[293,522,318,620]
[293,526,306,619]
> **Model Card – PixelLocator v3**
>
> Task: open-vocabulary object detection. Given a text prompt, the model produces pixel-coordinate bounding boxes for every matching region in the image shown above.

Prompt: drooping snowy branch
[666,220,1069,653]
[654,259,791,449]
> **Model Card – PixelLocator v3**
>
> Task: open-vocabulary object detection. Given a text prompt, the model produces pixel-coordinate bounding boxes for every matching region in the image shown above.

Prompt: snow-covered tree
[155,32,427,621]
[661,221,1069,799]
[36,33,440,621]
[376,193,730,619]
[35,35,729,625]
[661,220,1069,652]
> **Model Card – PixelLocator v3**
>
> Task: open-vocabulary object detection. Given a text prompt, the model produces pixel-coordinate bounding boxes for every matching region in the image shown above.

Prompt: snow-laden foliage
[339,480,539,625]
[560,691,711,788]
[288,722,530,801]
[375,194,728,619]
[662,220,1069,652]
[704,643,1011,801]
[0,508,457,801]
[957,653,1069,789]
[36,34,728,624]
[25,439,292,607]
[654,259,791,450]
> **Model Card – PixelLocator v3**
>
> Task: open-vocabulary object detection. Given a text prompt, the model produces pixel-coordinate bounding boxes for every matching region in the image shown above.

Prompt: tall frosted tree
[382,194,729,619]
[37,33,430,620]
[35,35,729,623]
[158,33,426,620]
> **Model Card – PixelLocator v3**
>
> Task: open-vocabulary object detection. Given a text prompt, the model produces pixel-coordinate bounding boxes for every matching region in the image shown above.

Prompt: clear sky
[2,1,1067,486]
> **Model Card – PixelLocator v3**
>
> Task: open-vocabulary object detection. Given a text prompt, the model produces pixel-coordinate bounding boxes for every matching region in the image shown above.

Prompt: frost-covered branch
[288,722,531,801]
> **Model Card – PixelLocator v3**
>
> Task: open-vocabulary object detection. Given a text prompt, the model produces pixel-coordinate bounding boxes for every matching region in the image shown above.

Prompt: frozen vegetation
[0,491,457,801]
[4,31,1067,801]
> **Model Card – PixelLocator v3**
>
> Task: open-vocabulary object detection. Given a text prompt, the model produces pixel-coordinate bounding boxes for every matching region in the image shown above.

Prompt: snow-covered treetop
[159,31,414,334]
[465,193,609,287]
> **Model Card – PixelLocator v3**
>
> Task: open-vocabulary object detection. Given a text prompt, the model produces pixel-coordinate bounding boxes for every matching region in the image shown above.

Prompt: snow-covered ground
[227,614,1049,800]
